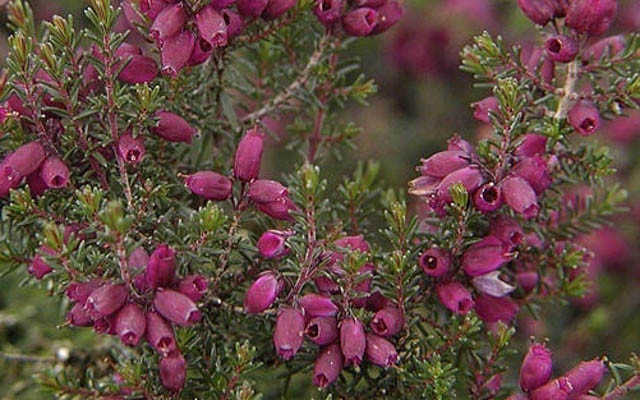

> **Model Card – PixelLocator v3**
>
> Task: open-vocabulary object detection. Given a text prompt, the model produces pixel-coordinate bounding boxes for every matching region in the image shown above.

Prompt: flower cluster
[313,0,404,36]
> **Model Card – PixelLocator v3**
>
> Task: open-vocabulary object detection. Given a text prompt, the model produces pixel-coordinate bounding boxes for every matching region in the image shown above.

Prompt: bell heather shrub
[0,0,638,398]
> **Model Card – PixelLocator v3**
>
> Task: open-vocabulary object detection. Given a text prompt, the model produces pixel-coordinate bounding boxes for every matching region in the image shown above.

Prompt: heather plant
[0,0,639,399]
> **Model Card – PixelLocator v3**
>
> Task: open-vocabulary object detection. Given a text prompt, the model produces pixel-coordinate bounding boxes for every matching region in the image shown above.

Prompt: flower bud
[371,307,403,337]
[161,30,196,77]
[501,176,539,219]
[517,0,557,25]
[177,275,208,302]
[566,0,617,36]
[40,157,70,189]
[585,35,625,61]
[1,141,46,185]
[313,343,343,388]
[418,150,470,178]
[154,289,202,326]
[474,183,502,213]
[150,3,186,43]
[184,171,232,201]
[436,166,485,203]
[545,35,578,63]
[462,236,513,276]
[67,303,93,327]
[563,359,606,397]
[236,0,268,17]
[196,6,228,48]
[568,100,600,136]
[530,377,572,400]
[86,284,128,319]
[340,317,366,366]
[118,132,145,164]
[306,316,338,345]
[419,248,451,277]
[153,111,196,143]
[234,128,264,181]
[257,230,290,259]
[221,9,245,39]
[342,8,378,37]
[299,293,339,317]
[474,294,519,324]
[244,273,280,313]
[313,0,343,27]
[514,134,547,158]
[116,45,158,84]
[520,342,553,392]
[371,1,404,35]
[472,96,499,124]
[273,307,305,360]
[472,271,516,297]
[436,282,474,314]
[248,179,287,203]
[511,156,552,194]
[146,311,177,356]
[159,352,187,392]
[146,244,176,288]
[114,303,146,346]
[262,0,297,20]
[365,333,398,367]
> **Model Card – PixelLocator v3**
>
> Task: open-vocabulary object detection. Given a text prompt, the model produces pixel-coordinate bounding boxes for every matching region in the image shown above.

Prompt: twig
[554,59,579,120]
[602,374,640,400]
[0,351,56,363]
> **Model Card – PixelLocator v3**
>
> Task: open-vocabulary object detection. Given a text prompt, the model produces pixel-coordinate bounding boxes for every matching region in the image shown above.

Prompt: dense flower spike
[419,248,451,277]
[159,352,187,392]
[566,0,617,36]
[520,342,553,392]
[146,311,178,356]
[313,343,343,388]
[306,316,339,345]
[365,333,398,367]
[299,293,339,317]
[153,289,202,326]
[568,101,601,136]
[118,132,146,164]
[153,111,197,143]
[234,127,264,181]
[340,318,366,366]
[146,244,176,288]
[114,303,146,346]
[436,282,474,314]
[273,308,305,360]
[244,273,280,313]
[184,171,232,201]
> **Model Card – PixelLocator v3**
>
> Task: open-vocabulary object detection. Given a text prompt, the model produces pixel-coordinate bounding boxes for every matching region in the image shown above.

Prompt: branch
[602,374,640,400]
[554,59,579,120]
[242,34,330,123]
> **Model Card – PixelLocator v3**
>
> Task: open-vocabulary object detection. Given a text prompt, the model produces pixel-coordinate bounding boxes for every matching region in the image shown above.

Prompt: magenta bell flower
[521,44,555,85]
[234,127,264,181]
[306,316,338,345]
[128,247,149,273]
[146,311,178,356]
[517,0,557,25]
[262,0,297,20]
[196,6,228,48]
[188,36,214,67]
[520,342,553,392]
[563,359,606,397]
[28,247,54,280]
[511,156,552,194]
[146,244,176,288]
[419,247,451,277]
[334,234,370,254]
[447,136,476,157]
[161,30,196,77]
[489,216,524,248]
[114,303,147,346]
[365,333,398,367]
[244,273,280,313]
[530,377,573,400]
[93,314,117,335]
[472,96,499,124]
[66,279,103,303]
[177,275,208,302]
[40,157,70,189]
[273,307,305,360]
[313,0,343,27]
[472,271,515,297]
[150,3,186,43]
[257,230,290,259]
[514,133,547,158]
[516,270,539,292]
[340,317,366,366]
[1,141,46,187]
[236,0,268,17]
[67,303,93,327]
[313,343,343,388]
[342,8,378,37]
[123,0,169,27]
[221,9,245,39]
[371,1,404,35]
[371,306,403,337]
[408,175,440,196]
[85,283,128,318]
[501,176,539,219]
[154,289,202,326]
[159,352,187,392]
[418,150,470,178]
[299,293,339,317]
[249,179,288,202]
[566,0,617,36]
[437,282,474,314]
[115,44,158,84]
[545,35,578,63]
[26,171,48,197]
[585,35,625,61]
[118,132,145,164]
[462,235,513,276]
[436,166,485,203]
[474,294,519,324]
[568,100,600,136]
[474,183,502,212]
[153,111,197,143]
[184,171,232,201]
